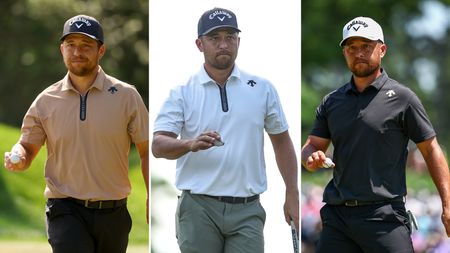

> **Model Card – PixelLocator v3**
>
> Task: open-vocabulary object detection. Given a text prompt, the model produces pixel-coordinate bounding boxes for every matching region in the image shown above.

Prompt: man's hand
[152,130,224,159]
[4,151,24,171]
[189,131,223,152]
[284,189,299,232]
[442,207,450,237]
[301,135,332,172]
[304,150,333,171]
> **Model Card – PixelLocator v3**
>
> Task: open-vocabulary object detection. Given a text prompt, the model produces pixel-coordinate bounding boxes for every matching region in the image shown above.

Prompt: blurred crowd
[301,181,450,253]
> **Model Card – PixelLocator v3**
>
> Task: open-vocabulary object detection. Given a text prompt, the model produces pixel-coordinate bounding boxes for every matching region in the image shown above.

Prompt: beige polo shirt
[20,67,148,200]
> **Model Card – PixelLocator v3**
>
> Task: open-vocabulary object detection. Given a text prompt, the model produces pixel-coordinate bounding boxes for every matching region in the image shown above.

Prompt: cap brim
[200,25,241,37]
[339,36,383,46]
[60,32,103,43]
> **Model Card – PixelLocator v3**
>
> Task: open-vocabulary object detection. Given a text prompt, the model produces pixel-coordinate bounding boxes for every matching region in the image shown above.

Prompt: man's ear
[98,44,106,59]
[380,43,387,58]
[195,38,203,52]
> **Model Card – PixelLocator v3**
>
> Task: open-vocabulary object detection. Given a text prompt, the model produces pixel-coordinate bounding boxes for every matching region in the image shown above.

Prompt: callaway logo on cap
[60,14,104,44]
[197,7,241,37]
[340,16,384,46]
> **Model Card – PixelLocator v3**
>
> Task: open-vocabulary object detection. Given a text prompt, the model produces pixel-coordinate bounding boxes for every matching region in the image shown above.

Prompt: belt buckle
[345,200,358,207]
[84,199,103,209]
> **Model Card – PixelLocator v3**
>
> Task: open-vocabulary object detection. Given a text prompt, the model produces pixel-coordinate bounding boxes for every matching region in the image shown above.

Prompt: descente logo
[347,20,368,30]
[209,10,232,20]
[69,17,92,27]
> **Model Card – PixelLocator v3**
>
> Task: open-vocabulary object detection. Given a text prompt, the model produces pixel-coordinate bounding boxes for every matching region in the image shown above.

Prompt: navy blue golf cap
[198,7,241,37]
[60,15,104,44]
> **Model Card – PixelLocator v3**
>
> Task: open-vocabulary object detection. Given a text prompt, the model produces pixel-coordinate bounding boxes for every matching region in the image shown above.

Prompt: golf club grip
[290,220,299,253]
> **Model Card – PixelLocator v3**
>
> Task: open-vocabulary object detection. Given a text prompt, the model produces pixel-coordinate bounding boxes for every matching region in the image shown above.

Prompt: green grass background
[0,124,148,246]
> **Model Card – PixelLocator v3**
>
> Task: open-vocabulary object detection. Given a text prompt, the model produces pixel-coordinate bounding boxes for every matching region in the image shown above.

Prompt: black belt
[67,197,127,209]
[188,191,259,204]
[204,194,259,204]
[343,196,404,207]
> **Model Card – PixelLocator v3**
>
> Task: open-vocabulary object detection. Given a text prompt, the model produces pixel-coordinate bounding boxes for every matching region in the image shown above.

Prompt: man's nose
[217,38,229,49]
[73,46,83,56]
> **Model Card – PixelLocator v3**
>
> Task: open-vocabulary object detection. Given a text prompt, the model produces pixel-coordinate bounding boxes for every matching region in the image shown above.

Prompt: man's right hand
[304,150,333,171]
[189,131,223,152]
[4,151,24,171]
[152,131,223,160]
[301,135,332,172]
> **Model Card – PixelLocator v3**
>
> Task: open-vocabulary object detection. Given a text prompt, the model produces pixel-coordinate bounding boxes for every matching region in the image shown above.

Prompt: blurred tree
[301,81,321,142]
[0,0,148,127]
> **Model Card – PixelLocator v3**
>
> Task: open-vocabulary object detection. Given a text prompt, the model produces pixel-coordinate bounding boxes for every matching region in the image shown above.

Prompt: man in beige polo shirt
[3,14,148,253]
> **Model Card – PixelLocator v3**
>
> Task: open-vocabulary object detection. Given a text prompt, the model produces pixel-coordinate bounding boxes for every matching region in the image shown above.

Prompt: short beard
[66,63,97,77]
[211,60,233,70]
[210,55,235,70]
[351,63,380,78]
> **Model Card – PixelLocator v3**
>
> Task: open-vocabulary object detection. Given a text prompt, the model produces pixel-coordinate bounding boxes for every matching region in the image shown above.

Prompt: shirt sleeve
[153,87,185,135]
[19,98,47,146]
[310,94,332,139]
[404,92,436,143]
[127,86,149,144]
[264,83,289,134]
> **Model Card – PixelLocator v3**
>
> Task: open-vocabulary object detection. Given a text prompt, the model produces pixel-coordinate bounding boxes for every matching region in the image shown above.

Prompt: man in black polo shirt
[301,16,450,252]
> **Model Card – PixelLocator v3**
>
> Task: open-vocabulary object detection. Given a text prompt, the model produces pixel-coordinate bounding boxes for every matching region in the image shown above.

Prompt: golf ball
[10,153,21,164]
[213,139,224,146]
[322,158,334,168]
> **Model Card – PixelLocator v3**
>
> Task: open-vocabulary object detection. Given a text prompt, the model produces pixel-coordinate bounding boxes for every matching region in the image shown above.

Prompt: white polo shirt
[154,65,288,197]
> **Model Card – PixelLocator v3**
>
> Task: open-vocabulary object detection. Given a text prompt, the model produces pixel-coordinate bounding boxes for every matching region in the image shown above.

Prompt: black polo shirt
[311,69,436,204]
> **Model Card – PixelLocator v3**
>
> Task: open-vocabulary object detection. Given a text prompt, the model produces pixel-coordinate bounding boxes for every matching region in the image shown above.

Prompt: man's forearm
[418,138,450,208]
[425,146,450,208]
[270,132,298,191]
[151,134,192,160]
[278,145,298,191]
[141,156,149,193]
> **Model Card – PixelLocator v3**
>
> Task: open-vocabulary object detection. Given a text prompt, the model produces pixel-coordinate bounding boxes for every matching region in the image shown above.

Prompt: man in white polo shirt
[152,7,299,253]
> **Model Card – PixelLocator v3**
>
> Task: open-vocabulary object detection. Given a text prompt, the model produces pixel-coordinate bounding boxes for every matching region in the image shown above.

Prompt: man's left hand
[442,206,450,237]
[284,189,299,232]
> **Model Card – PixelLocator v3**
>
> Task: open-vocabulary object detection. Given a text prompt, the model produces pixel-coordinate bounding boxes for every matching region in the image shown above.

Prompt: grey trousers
[176,191,266,253]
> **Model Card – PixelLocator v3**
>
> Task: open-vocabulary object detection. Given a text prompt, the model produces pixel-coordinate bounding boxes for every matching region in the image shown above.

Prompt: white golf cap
[340,16,384,46]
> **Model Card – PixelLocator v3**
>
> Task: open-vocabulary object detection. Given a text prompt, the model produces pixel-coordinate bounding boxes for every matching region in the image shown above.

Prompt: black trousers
[45,198,132,253]
[316,202,414,253]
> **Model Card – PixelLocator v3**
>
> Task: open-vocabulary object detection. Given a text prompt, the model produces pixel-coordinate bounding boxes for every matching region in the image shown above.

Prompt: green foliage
[0,124,148,244]
[301,80,322,141]
[0,0,148,127]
